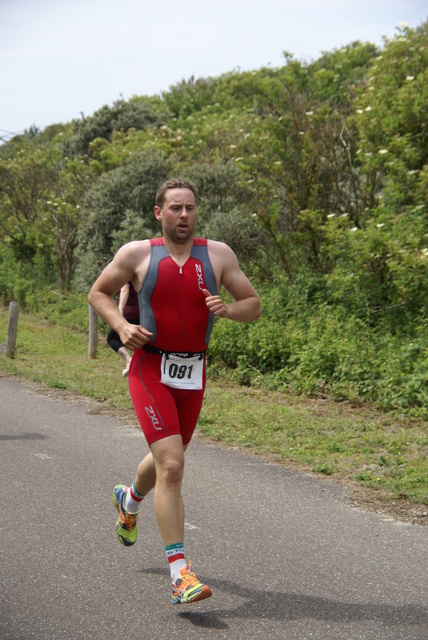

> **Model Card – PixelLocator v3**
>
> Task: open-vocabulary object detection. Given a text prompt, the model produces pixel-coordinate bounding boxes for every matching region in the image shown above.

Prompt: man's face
[155,188,196,244]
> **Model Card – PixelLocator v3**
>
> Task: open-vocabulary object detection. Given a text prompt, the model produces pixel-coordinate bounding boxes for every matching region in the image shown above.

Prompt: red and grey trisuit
[129,238,218,445]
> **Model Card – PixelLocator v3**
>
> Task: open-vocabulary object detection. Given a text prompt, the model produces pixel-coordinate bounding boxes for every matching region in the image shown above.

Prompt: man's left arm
[204,243,261,322]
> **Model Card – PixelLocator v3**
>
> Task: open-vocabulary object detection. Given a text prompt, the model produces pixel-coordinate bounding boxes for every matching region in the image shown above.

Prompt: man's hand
[203,289,227,318]
[120,323,153,350]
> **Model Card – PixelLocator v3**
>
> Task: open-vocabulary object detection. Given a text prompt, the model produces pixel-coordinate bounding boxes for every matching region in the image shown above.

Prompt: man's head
[156,178,197,211]
[154,179,198,245]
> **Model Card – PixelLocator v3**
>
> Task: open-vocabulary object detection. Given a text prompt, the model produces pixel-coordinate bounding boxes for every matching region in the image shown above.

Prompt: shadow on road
[139,567,428,631]
[0,432,48,440]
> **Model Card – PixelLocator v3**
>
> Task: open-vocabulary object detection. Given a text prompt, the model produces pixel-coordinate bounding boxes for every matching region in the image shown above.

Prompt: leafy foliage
[74,149,172,287]
[66,97,173,156]
[1,22,427,416]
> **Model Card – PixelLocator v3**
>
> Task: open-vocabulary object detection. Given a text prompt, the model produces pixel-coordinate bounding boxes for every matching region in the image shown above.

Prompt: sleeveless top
[137,238,218,352]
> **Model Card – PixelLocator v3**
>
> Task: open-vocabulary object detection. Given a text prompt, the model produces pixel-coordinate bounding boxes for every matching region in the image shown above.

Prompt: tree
[334,23,428,324]
[66,97,173,156]
[0,132,94,292]
[0,140,56,263]
[75,149,173,288]
[239,45,377,276]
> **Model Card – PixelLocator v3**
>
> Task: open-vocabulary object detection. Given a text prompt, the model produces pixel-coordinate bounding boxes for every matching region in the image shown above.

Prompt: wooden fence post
[88,304,98,359]
[6,301,19,358]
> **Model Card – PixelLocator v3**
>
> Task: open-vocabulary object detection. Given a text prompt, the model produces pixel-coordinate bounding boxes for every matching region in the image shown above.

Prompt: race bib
[161,352,204,390]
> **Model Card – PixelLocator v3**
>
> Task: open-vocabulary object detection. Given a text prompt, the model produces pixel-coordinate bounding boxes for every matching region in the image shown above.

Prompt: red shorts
[128,349,206,446]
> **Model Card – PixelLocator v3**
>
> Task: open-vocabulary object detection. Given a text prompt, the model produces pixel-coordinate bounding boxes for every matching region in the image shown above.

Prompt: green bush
[208,286,428,418]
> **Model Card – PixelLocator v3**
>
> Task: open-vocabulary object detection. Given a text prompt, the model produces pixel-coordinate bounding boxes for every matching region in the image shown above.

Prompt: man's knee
[153,445,184,486]
[160,454,184,486]
[151,435,185,485]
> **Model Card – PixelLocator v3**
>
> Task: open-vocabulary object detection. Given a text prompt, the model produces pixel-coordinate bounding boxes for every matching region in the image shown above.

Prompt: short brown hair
[155,178,197,209]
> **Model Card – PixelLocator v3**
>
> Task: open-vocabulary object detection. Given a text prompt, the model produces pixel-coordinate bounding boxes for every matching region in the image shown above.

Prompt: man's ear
[154,206,162,221]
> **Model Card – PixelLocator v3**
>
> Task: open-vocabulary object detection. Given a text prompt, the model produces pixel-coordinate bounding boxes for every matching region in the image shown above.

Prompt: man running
[88,178,261,604]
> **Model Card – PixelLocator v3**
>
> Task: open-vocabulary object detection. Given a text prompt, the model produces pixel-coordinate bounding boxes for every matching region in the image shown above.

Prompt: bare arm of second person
[117,282,130,315]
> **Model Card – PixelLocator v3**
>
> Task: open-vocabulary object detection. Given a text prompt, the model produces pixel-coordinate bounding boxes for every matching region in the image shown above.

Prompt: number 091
[168,363,194,380]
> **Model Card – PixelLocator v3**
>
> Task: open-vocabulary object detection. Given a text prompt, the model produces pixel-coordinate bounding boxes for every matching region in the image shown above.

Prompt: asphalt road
[1,377,427,640]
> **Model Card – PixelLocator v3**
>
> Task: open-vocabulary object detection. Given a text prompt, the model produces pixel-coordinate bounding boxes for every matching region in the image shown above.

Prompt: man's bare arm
[205,242,262,322]
[203,287,261,321]
[88,243,153,350]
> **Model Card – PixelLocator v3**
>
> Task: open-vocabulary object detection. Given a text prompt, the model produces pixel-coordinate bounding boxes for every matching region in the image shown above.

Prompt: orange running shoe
[171,562,212,604]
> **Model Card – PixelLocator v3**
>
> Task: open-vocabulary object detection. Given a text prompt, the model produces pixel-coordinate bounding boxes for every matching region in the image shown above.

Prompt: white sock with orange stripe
[166,543,187,584]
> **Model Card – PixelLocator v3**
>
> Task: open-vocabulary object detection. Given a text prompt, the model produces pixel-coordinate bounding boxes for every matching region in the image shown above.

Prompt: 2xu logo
[145,405,162,430]
[195,264,204,290]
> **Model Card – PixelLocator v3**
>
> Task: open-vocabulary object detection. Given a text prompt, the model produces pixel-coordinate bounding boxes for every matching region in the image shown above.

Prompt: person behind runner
[106,281,139,377]
[88,178,261,605]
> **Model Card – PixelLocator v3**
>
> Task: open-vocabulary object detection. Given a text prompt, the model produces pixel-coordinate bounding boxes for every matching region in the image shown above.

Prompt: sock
[124,481,145,513]
[166,543,187,584]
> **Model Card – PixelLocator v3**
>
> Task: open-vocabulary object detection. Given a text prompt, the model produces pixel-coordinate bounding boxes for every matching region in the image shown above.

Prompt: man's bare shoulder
[206,240,241,288]
[207,239,238,266]
[207,239,234,256]
[118,239,151,257]
[113,240,152,290]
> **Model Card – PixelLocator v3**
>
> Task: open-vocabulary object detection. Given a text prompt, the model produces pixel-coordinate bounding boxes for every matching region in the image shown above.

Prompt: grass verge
[1,307,427,521]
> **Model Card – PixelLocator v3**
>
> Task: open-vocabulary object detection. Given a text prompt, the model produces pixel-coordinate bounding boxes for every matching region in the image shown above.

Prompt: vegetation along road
[1,306,427,525]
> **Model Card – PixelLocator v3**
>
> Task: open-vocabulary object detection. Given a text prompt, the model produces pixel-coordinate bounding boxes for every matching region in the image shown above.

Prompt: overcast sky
[0,0,426,139]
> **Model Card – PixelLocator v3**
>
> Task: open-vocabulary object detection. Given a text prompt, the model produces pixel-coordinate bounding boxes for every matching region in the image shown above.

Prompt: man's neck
[163,235,194,265]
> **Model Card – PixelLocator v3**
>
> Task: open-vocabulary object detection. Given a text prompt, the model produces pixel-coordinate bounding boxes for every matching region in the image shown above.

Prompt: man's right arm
[88,242,153,350]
